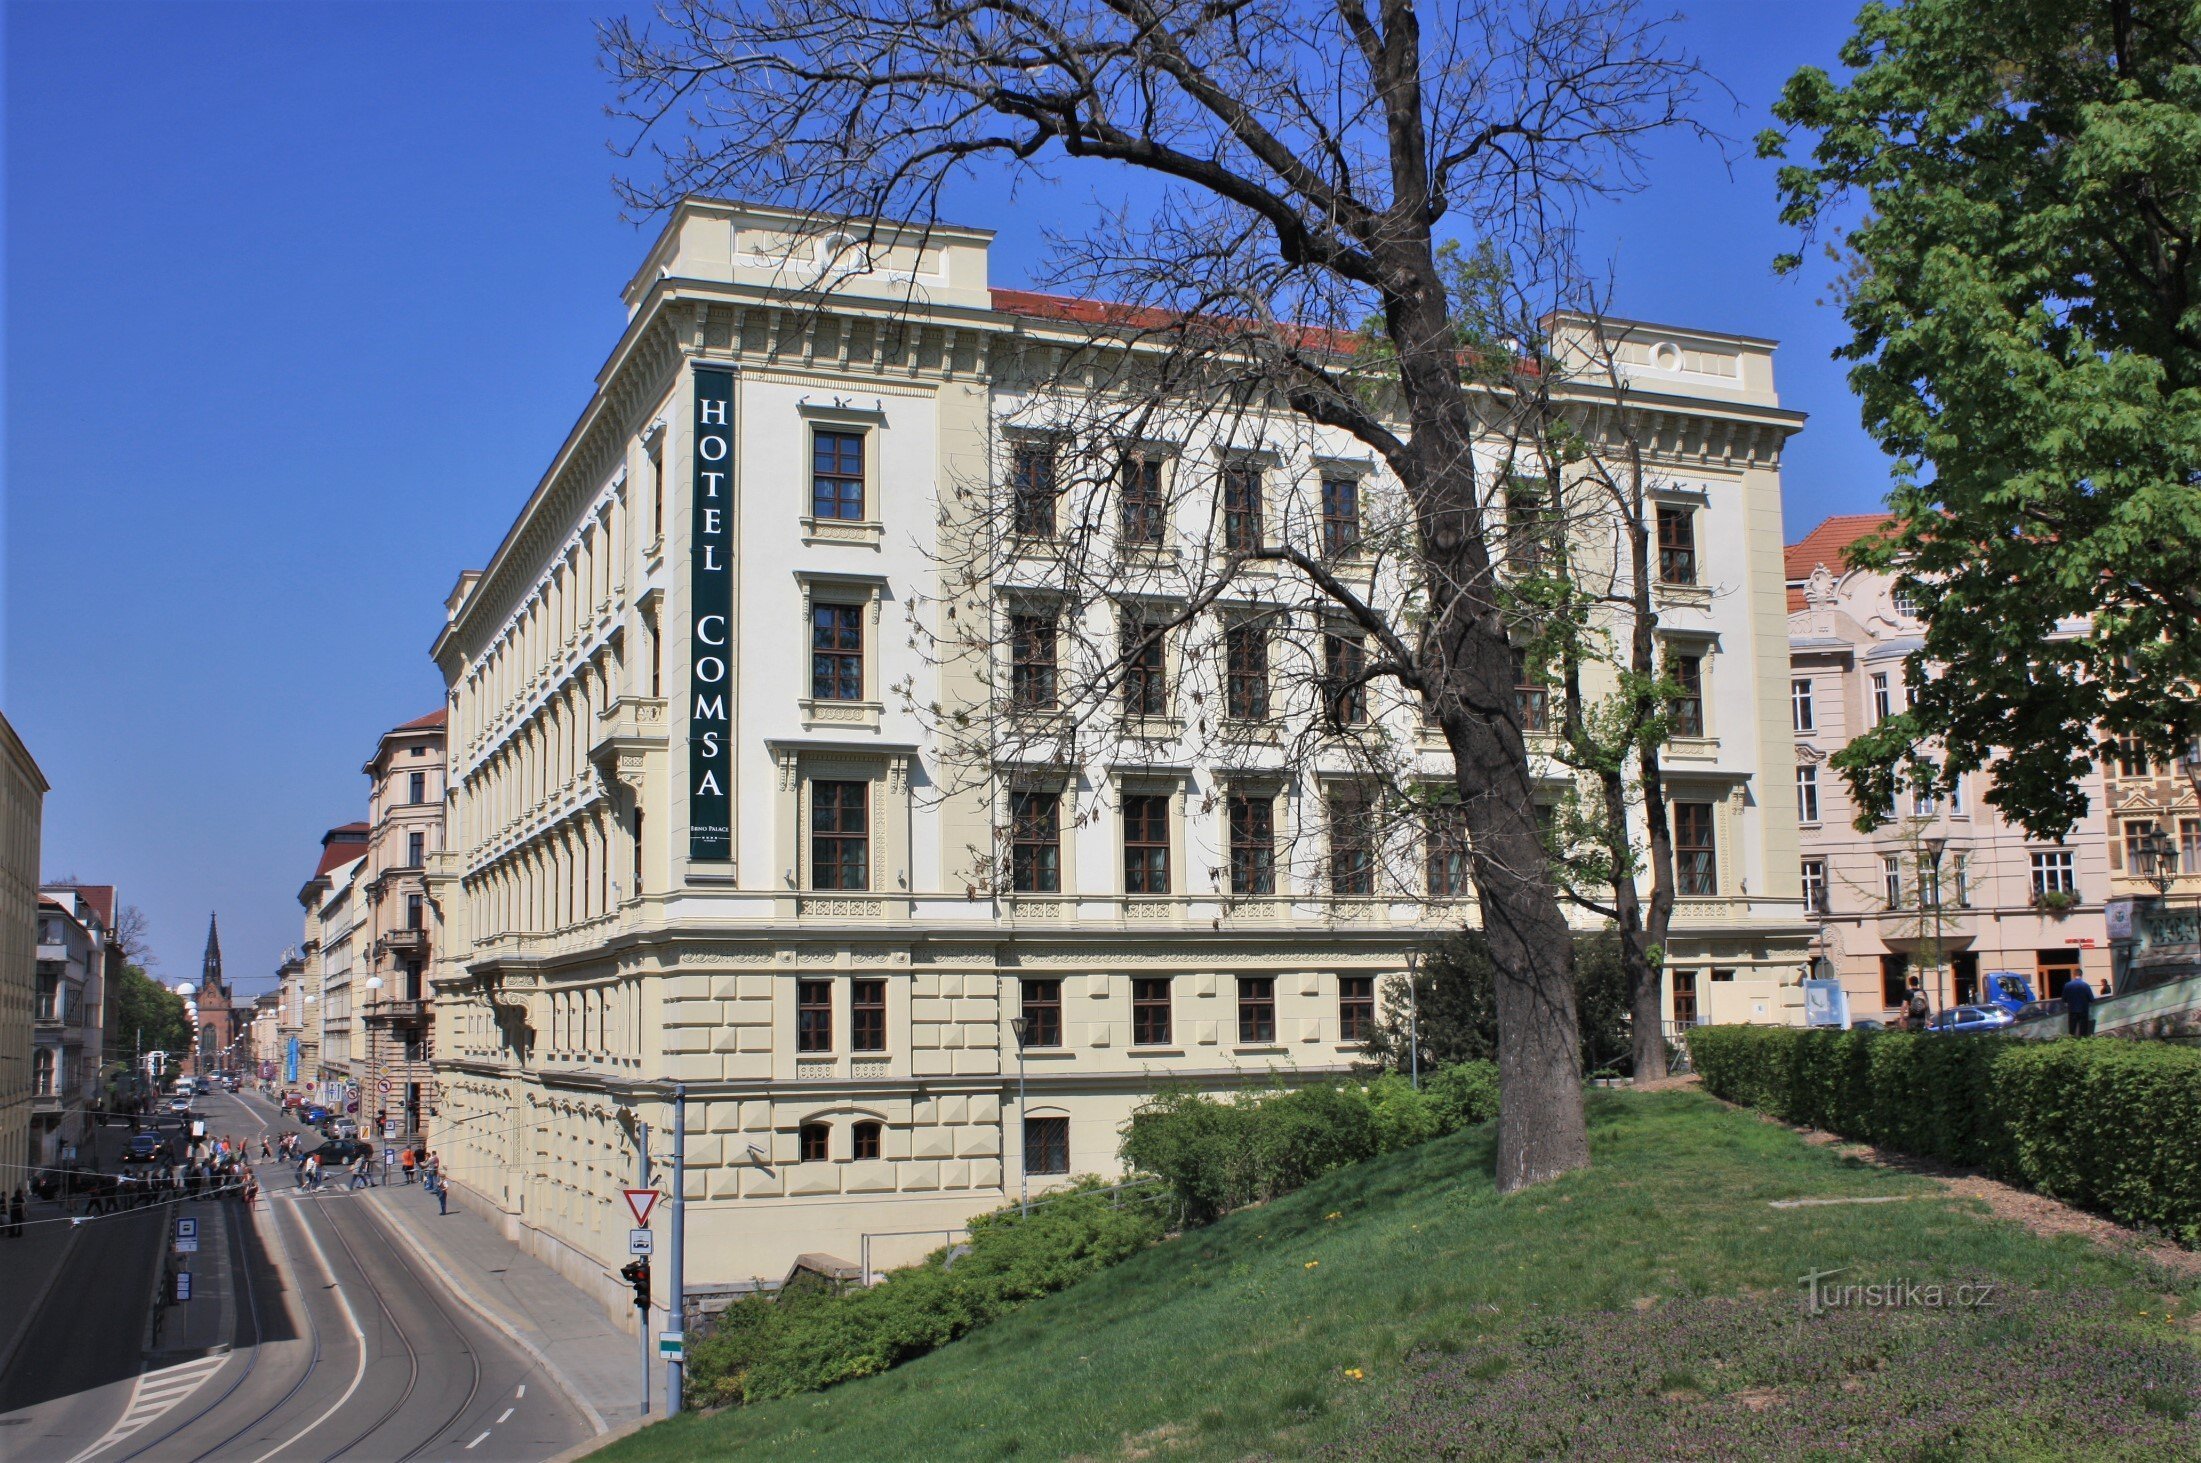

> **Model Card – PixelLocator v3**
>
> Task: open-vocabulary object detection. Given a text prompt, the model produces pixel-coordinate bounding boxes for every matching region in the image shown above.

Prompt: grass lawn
[593,1090,2200,1460]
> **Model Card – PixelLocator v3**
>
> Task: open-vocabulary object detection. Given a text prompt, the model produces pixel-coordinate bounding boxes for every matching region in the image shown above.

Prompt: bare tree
[116,904,159,970]
[604,0,1708,1189]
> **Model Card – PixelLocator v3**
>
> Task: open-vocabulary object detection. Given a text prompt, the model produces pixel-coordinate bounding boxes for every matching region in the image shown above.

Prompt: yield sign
[623,1188,659,1227]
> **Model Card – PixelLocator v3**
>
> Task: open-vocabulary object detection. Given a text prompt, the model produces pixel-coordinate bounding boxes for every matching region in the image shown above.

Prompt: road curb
[354,1192,611,1434]
[545,1410,656,1462]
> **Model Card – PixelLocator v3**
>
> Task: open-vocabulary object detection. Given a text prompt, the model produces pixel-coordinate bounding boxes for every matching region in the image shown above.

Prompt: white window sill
[800,698,883,730]
[800,517,884,549]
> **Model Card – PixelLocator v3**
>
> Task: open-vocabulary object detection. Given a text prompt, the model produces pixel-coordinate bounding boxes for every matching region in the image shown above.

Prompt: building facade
[249,991,281,1079]
[361,711,446,1145]
[192,914,240,1077]
[2,716,47,1180]
[1787,515,2113,1015]
[33,888,110,1165]
[317,857,367,1101]
[429,200,1811,1321]
[289,822,371,1095]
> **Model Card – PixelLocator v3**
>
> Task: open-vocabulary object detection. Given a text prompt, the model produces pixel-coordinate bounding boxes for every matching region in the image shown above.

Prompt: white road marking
[467,1430,492,1449]
[247,1199,370,1463]
[515,1384,525,1398]
[498,1407,515,1423]
[65,1355,231,1463]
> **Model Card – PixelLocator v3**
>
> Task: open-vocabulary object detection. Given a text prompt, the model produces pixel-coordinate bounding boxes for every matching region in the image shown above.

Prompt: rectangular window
[408,771,427,804]
[1018,978,1063,1048]
[1321,477,1361,557]
[799,1122,829,1162]
[1323,631,1368,727]
[1952,852,1972,907]
[1123,794,1171,894]
[810,781,870,891]
[1871,672,1893,724]
[1506,485,1549,573]
[2182,818,2201,876]
[405,893,424,930]
[1121,613,1167,717]
[1224,621,1270,721]
[797,979,833,1052]
[1220,463,1263,552]
[1673,802,1717,897]
[812,429,866,520]
[1009,613,1058,711]
[1884,854,1904,908]
[1668,652,1704,738]
[1797,765,1820,824]
[1512,648,1549,732]
[1132,977,1173,1046]
[1791,678,1815,732]
[1011,444,1057,538]
[1801,858,1827,913]
[1329,787,1375,895]
[1671,968,1698,1026]
[2030,850,2076,897]
[1227,792,1276,896]
[1120,456,1166,547]
[1338,975,1375,1042]
[406,832,425,866]
[1237,975,1277,1043]
[1948,774,1966,816]
[2124,819,2158,874]
[852,1121,882,1161]
[811,604,864,701]
[2113,737,2151,778]
[1655,504,1697,585]
[1426,802,1470,897]
[1913,784,1939,818]
[1009,791,1062,894]
[851,978,886,1052]
[1024,1115,1069,1176]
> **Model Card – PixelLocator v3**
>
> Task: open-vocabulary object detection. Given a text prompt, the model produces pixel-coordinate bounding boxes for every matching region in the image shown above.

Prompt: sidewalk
[357,1181,639,1430]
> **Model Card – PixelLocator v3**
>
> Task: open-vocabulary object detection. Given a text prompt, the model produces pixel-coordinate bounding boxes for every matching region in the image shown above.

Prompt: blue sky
[4,1,1878,992]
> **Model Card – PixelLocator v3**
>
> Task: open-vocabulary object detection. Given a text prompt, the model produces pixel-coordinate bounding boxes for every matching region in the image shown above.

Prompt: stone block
[713,1026,744,1052]
[912,996,952,1022]
[915,1128,955,1160]
[664,1027,709,1054]
[953,997,996,1023]
[1195,1019,1218,1045]
[723,1053,771,1080]
[712,977,743,1000]
[956,1126,999,1158]
[742,1164,784,1197]
[1298,972,1320,997]
[971,1158,1002,1189]
[1086,1023,1112,1049]
[710,1167,744,1199]
[899,1161,940,1192]
[940,1095,968,1124]
[738,974,774,1000]
[911,1096,937,1125]
[1299,1017,1321,1043]
[1193,974,1216,998]
[913,972,941,997]
[688,1134,723,1167]
[943,1160,970,1189]
[683,1169,707,1201]
[742,1100,772,1130]
[970,1094,1000,1124]
[845,1161,895,1194]
[738,1025,773,1052]
[914,1050,955,1077]
[941,1024,965,1049]
[1086,974,1111,999]
[789,1165,840,1196]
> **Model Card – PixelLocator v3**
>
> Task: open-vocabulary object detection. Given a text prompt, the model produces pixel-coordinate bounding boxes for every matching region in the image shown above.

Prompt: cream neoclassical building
[427,199,1810,1322]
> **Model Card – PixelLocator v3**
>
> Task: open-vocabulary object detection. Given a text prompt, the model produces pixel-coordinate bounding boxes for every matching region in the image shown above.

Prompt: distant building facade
[289,822,371,1095]
[192,914,240,1077]
[0,714,46,1181]
[1787,515,2112,1016]
[33,887,112,1164]
[361,710,445,1145]
[316,857,367,1101]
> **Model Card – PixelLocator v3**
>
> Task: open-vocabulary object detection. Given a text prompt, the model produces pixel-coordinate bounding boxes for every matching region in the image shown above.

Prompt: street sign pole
[635,1120,650,1417]
[667,1083,687,1417]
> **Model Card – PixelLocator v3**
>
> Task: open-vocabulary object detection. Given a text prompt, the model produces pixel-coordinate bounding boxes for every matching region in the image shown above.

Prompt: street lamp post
[2135,826,2179,900]
[1008,1015,1028,1217]
[1923,836,1949,1009]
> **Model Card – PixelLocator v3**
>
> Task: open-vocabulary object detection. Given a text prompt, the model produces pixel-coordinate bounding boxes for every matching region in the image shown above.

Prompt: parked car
[169,1096,193,1115]
[282,1092,303,1110]
[309,1138,374,1167]
[123,1132,167,1165]
[1978,971,2040,1016]
[326,1117,360,1140]
[1928,1004,2016,1034]
[2013,998,2066,1025]
[1847,1018,1888,1031]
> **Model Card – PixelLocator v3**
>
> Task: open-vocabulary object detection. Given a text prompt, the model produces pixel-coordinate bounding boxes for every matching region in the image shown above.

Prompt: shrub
[1688,1026,2201,1244]
[684,1179,1165,1407]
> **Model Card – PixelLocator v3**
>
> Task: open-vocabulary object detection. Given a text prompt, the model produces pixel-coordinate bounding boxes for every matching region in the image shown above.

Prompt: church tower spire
[202,912,223,995]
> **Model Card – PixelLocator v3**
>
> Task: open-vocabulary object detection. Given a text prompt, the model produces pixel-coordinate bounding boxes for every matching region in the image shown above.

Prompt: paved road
[3,1088,594,1463]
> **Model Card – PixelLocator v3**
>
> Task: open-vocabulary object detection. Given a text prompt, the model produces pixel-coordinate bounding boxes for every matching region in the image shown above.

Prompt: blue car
[301,1105,330,1125]
[1928,1004,2016,1034]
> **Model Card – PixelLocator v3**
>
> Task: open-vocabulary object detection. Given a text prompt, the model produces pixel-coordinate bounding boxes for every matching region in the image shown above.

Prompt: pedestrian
[350,1154,370,1191]
[1902,975,1931,1032]
[8,1187,24,1238]
[400,1147,416,1185]
[304,1153,322,1192]
[260,1136,271,1161]
[2062,972,2097,1037]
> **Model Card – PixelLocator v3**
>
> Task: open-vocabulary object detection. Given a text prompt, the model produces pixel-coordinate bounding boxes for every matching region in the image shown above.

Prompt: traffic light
[620,1257,651,1312]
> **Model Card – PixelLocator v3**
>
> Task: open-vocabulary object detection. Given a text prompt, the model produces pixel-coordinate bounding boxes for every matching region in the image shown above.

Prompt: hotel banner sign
[689,366,734,861]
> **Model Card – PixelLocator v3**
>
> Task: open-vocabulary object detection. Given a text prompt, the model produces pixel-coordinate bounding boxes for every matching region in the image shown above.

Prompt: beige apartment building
[1787,515,2112,1015]
[316,854,366,1098]
[360,710,445,1144]
[1,713,46,1182]
[287,822,370,1094]
[428,199,1811,1323]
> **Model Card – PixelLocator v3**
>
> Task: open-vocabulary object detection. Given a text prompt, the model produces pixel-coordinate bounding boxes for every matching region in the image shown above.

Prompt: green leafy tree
[1763,0,2201,835]
[1364,929,1631,1077]
[114,963,193,1067]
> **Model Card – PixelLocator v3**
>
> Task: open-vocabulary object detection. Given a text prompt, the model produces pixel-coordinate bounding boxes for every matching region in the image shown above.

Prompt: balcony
[363,997,429,1025]
[381,927,429,957]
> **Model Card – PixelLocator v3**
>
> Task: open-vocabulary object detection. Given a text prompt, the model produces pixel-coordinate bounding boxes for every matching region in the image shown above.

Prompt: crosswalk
[66,1352,230,1463]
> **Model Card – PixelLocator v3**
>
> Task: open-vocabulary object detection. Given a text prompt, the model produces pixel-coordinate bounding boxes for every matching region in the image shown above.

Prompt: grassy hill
[594,1090,2199,1460]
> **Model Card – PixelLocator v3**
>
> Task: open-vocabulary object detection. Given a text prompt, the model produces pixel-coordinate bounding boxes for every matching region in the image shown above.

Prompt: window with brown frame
[1123,794,1171,894]
[1009,613,1058,711]
[1671,968,1698,1027]
[812,430,865,520]
[1228,792,1276,896]
[1656,504,1697,585]
[1132,977,1173,1046]
[1426,802,1470,897]
[1506,483,1551,572]
[810,781,870,891]
[1321,476,1361,557]
[1224,620,1269,720]
[1339,975,1375,1042]
[1120,456,1167,547]
[1011,443,1058,538]
[1018,978,1063,1048]
[1237,975,1277,1043]
[1513,648,1549,732]
[1121,613,1168,717]
[1221,462,1263,552]
[1009,790,1061,893]
[799,1122,830,1162]
[1024,1115,1069,1175]
[1668,652,1705,738]
[811,604,864,701]
[851,978,886,1052]
[1323,630,1369,727]
[796,979,834,1052]
[1329,786,1376,895]
[851,1120,882,1161]
[1673,801,1717,896]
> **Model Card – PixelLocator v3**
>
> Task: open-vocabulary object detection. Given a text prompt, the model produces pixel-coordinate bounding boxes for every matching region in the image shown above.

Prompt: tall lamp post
[1922,835,1949,1010]
[1008,1015,1028,1217]
[364,975,383,1131]
[2135,826,2179,900]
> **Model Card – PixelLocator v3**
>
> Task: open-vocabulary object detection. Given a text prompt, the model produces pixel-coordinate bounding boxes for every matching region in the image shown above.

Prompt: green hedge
[1120,1065,1501,1226]
[686,1180,1165,1407]
[1689,1026,2201,1244]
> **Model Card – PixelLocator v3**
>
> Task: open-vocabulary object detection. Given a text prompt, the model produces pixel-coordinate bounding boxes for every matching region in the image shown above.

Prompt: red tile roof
[72,884,116,928]
[989,287,1366,358]
[393,708,447,732]
[313,822,372,878]
[1785,514,1892,587]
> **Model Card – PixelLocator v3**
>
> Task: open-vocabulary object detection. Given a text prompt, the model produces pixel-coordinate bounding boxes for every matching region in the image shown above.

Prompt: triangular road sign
[623,1188,659,1227]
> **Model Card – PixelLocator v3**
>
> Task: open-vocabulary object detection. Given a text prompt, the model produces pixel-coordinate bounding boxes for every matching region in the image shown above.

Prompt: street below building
[1,1088,594,1463]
